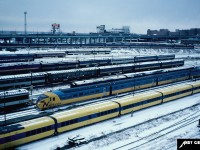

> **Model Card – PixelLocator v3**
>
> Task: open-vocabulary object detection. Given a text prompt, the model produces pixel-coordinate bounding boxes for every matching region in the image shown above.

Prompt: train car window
[53,97,55,101]
[69,120,73,124]
[73,94,77,97]
[42,127,47,132]
[37,128,42,134]
[97,113,100,117]
[79,93,83,96]
[105,111,109,115]
[26,131,31,137]
[31,130,36,135]
[65,121,69,126]
[47,126,51,131]
[61,122,65,127]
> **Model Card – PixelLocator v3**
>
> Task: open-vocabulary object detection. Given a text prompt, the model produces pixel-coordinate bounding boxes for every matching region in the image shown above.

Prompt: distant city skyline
[0,0,200,34]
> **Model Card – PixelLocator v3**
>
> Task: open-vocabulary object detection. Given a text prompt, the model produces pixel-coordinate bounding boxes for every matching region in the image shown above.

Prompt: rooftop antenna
[24,11,27,35]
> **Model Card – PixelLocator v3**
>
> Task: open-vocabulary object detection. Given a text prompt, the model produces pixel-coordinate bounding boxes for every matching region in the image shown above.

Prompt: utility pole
[24,11,27,35]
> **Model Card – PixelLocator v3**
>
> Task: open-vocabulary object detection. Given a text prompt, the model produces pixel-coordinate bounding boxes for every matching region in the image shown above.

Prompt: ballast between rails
[1,80,200,149]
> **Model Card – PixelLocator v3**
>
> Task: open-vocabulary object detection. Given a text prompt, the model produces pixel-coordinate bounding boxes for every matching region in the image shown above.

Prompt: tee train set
[1,80,200,149]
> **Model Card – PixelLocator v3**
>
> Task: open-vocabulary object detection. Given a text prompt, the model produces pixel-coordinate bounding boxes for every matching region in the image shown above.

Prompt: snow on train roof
[48,59,183,75]
[0,59,184,78]
[0,61,40,67]
[52,100,115,117]
[72,66,194,86]
[0,54,175,67]
[0,89,28,97]
[73,74,127,85]
[0,72,46,80]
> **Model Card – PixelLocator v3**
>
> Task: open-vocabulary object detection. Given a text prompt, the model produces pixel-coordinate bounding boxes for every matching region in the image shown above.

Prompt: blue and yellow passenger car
[0,117,55,150]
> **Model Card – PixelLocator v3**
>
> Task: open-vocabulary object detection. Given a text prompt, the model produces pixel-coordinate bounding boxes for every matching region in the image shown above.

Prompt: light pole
[24,11,27,35]
[132,75,135,95]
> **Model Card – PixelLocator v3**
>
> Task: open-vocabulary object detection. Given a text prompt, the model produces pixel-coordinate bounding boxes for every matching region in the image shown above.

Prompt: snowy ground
[4,47,200,150]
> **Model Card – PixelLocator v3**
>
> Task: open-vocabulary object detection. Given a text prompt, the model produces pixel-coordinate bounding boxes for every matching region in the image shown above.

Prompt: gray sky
[0,0,199,34]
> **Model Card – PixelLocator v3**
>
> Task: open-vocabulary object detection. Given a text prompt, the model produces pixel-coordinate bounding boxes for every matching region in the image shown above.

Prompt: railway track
[114,109,200,150]
[0,108,39,122]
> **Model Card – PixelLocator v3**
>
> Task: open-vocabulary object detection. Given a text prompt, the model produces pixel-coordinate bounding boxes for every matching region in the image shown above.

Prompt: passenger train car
[0,54,35,63]
[0,60,183,90]
[0,52,65,63]
[36,66,200,110]
[34,52,66,58]
[1,80,200,149]
[0,73,46,90]
[0,54,175,75]
[0,89,29,109]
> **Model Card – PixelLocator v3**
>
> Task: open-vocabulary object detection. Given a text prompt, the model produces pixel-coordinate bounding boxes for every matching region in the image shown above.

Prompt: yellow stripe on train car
[114,91,162,115]
[158,77,189,85]
[0,117,54,150]
[51,101,119,133]
[159,84,193,103]
[112,83,156,95]
[60,92,110,105]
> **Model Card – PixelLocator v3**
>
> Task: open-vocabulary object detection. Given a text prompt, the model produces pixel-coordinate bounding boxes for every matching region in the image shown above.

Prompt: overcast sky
[0,0,199,34]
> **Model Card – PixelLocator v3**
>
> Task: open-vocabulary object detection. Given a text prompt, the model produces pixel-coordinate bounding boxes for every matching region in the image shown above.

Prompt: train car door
[103,87,107,96]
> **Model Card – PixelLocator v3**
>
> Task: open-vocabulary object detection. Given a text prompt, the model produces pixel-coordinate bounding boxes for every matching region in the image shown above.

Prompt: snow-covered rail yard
[1,47,200,150]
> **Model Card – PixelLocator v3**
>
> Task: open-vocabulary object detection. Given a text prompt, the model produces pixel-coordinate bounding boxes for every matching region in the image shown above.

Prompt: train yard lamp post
[24,11,27,35]
[132,75,135,95]
[30,71,33,95]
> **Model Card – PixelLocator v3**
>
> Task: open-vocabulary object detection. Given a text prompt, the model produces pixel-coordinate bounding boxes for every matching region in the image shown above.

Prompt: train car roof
[0,124,24,134]
[34,51,66,54]
[72,74,127,86]
[48,59,183,75]
[0,117,54,134]
[0,89,28,97]
[189,80,200,86]
[157,83,192,94]
[52,82,109,95]
[134,55,158,58]
[113,90,161,103]
[51,100,118,119]
[0,53,35,57]
[0,72,46,80]
[71,66,194,87]
[0,61,40,67]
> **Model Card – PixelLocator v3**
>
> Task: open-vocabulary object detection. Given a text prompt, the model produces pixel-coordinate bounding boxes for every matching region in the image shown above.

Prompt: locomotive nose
[36,94,49,110]
[36,101,43,110]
